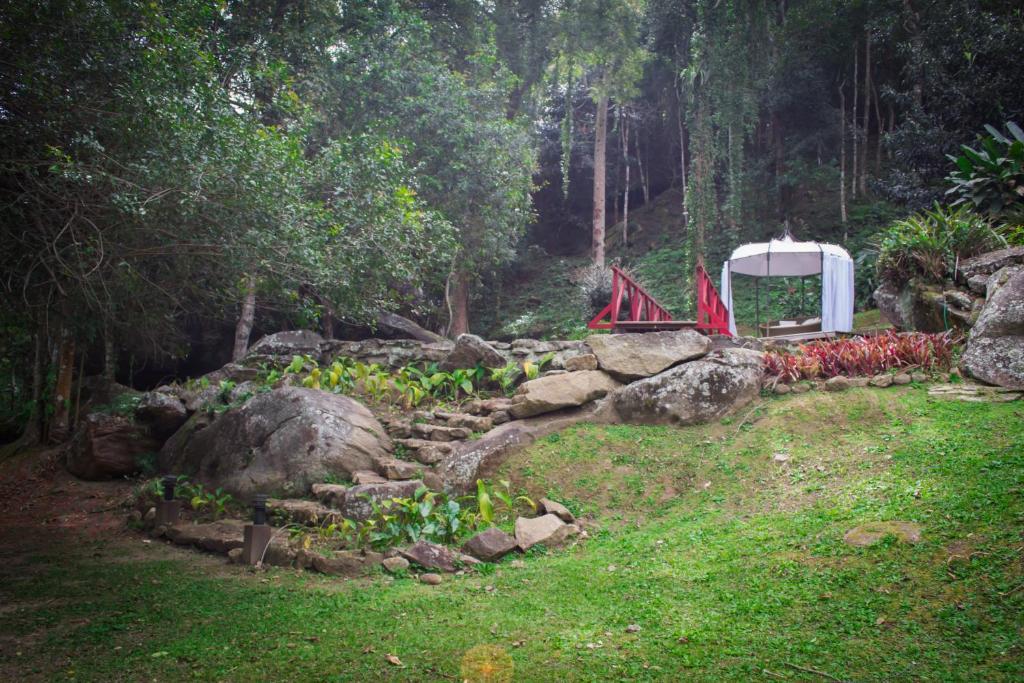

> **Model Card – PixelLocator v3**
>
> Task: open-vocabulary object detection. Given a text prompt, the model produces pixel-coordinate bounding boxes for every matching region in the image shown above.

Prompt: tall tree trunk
[851,41,858,200]
[448,270,471,337]
[635,121,649,205]
[887,104,895,160]
[872,85,884,173]
[860,30,871,195]
[232,274,257,361]
[50,328,75,443]
[838,80,848,230]
[621,106,630,249]
[903,0,924,109]
[675,82,689,229]
[592,93,609,268]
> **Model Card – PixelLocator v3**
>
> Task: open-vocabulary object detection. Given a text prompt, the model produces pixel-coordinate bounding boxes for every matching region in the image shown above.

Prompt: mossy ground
[2,386,1022,681]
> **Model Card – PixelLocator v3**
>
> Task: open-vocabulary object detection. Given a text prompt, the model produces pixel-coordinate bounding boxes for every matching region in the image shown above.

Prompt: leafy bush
[875,204,1005,287]
[764,331,960,383]
[946,122,1024,222]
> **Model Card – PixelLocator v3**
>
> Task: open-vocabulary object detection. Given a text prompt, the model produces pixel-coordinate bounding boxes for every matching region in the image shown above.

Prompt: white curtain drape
[820,252,855,333]
[720,262,738,336]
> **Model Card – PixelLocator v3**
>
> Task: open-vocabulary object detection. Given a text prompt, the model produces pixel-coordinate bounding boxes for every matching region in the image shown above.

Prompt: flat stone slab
[461,527,517,562]
[928,384,1022,402]
[400,540,480,572]
[166,520,247,554]
[843,521,922,547]
[514,514,578,551]
[373,457,426,480]
[587,330,711,381]
[310,549,383,577]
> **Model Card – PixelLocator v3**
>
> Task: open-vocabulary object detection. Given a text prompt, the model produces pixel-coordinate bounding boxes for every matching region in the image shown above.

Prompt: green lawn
[2,387,1022,681]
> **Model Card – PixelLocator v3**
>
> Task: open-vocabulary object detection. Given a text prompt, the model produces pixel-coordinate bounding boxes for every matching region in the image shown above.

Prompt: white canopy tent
[719,235,854,336]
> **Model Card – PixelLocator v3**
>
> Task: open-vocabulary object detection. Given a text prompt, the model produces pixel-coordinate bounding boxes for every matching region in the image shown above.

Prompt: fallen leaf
[385,654,403,666]
[876,616,886,625]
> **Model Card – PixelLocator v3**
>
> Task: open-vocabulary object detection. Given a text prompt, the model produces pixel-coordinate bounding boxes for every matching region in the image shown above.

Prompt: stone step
[394,438,453,465]
[433,411,493,432]
[411,423,472,442]
[464,397,514,416]
[373,456,426,480]
[266,498,340,525]
[352,470,388,485]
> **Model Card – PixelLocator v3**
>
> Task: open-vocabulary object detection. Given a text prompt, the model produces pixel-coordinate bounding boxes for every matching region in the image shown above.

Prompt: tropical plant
[875,205,1005,287]
[946,122,1024,222]
[764,331,960,383]
[490,363,523,396]
[366,486,467,549]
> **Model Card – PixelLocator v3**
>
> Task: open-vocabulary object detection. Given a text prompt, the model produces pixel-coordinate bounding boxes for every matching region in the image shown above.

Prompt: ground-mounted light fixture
[241,493,272,565]
[155,474,182,526]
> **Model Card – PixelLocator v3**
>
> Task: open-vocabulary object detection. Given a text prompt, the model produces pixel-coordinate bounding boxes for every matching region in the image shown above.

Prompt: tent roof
[725,236,852,277]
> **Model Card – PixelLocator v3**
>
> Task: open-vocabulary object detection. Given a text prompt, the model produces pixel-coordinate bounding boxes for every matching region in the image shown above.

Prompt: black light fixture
[162,475,177,501]
[252,494,268,526]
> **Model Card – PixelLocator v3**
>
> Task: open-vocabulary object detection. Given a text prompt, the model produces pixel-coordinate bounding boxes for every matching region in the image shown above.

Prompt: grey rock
[773,384,791,395]
[587,330,712,381]
[462,527,518,562]
[374,457,425,480]
[311,550,383,577]
[338,480,424,521]
[892,373,912,386]
[958,246,1024,280]
[400,540,480,572]
[440,334,505,371]
[352,470,388,485]
[135,391,188,440]
[310,483,349,507]
[514,514,579,551]
[382,556,410,573]
[509,370,621,419]
[247,330,324,361]
[411,423,473,442]
[321,338,453,370]
[436,412,493,432]
[962,268,1024,388]
[266,499,338,526]
[420,572,443,585]
[869,374,893,388]
[538,498,575,523]
[157,386,391,500]
[607,349,764,426]
[825,376,851,392]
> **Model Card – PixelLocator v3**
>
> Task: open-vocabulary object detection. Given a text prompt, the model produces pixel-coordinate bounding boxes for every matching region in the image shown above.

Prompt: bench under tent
[719,234,855,339]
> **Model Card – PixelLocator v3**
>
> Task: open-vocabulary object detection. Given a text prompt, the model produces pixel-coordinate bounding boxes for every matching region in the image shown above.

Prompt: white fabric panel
[720,262,738,336]
[820,253,855,332]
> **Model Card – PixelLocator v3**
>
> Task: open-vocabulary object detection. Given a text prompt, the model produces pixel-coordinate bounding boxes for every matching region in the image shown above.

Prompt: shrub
[875,204,1004,287]
[764,331,960,383]
[946,122,1024,223]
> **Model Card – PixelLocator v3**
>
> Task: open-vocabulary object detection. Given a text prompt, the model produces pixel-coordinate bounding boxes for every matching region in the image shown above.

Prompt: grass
[2,387,1023,681]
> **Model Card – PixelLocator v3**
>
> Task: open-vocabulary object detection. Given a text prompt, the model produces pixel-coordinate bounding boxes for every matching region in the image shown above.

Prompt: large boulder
[67,413,160,480]
[958,246,1024,281]
[440,334,506,371]
[134,391,188,440]
[246,330,324,361]
[872,280,950,332]
[587,330,712,380]
[962,268,1024,389]
[509,370,621,419]
[157,386,391,500]
[606,348,764,426]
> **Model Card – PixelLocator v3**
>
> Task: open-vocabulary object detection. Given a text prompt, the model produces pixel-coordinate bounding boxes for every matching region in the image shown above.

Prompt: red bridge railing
[695,262,731,336]
[587,265,673,330]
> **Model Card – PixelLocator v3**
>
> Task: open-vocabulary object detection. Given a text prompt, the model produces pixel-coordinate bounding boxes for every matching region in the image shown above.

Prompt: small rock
[143,507,156,523]
[538,498,575,523]
[374,457,425,480]
[462,527,518,562]
[490,410,511,425]
[869,374,893,388]
[772,453,790,464]
[401,540,480,573]
[911,371,928,383]
[420,572,443,585]
[848,377,871,388]
[892,373,912,386]
[382,556,410,573]
[790,383,811,394]
[311,550,384,577]
[824,376,850,392]
[227,547,244,564]
[625,624,641,633]
[514,514,579,551]
[773,383,791,395]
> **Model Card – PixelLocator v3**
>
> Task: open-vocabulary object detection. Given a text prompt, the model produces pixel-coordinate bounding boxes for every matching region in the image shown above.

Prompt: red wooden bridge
[587,263,731,336]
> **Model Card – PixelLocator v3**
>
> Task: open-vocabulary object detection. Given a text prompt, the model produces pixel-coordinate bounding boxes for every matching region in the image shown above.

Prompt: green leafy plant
[365,486,465,548]
[875,204,1005,286]
[489,362,522,396]
[946,122,1024,222]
